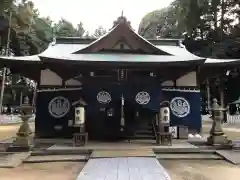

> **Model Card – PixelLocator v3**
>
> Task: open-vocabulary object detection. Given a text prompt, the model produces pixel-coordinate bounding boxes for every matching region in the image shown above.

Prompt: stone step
[156,153,223,160]
[153,147,205,153]
[31,150,90,156]
[23,154,88,163]
[124,134,156,140]
[135,130,153,135]
[154,149,216,154]
[0,143,10,152]
[135,127,152,130]
[90,149,156,158]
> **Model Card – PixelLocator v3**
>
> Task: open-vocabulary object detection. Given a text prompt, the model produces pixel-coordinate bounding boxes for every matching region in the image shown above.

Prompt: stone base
[207,134,230,146]
[8,136,33,152]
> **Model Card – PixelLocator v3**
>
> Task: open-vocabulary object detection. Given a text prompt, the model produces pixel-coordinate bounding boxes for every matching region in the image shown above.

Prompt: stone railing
[202,113,240,125]
[226,114,240,125]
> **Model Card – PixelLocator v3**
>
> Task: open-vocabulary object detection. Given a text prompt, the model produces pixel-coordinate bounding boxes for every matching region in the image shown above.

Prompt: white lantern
[160,107,170,124]
[75,106,85,125]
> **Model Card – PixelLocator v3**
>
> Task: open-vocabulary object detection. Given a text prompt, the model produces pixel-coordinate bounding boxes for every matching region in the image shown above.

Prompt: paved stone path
[216,150,240,165]
[76,157,171,180]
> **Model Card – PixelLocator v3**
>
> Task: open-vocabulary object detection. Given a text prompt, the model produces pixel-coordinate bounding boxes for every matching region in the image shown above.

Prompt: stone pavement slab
[216,150,240,165]
[0,152,30,168]
[76,157,171,180]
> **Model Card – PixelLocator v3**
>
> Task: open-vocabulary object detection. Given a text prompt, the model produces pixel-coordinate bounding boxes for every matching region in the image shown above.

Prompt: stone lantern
[10,96,33,151]
[207,98,231,146]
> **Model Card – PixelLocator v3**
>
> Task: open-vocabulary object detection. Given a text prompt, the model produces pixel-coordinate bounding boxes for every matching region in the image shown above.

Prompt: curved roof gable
[73,16,171,55]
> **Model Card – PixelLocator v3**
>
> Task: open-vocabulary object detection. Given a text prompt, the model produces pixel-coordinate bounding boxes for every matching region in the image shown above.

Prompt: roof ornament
[112,10,131,28]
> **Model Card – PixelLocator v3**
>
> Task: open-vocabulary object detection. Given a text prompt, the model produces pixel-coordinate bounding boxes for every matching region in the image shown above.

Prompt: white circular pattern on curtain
[170,97,190,118]
[135,91,150,105]
[97,91,112,104]
[48,96,70,118]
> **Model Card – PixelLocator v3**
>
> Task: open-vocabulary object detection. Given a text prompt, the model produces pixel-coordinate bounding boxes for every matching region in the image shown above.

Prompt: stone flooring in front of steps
[76,157,172,180]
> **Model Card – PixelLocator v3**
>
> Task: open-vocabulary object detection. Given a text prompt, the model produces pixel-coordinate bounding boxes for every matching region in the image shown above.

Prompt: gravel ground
[0,162,85,180]
[161,160,240,180]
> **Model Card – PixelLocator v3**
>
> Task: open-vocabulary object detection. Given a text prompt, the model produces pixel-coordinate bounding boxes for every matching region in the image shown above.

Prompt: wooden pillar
[220,89,224,107]
[206,78,211,111]
[120,94,125,131]
[219,79,225,107]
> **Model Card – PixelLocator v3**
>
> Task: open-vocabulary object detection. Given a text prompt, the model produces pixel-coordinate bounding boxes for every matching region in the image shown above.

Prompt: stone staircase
[125,119,156,140]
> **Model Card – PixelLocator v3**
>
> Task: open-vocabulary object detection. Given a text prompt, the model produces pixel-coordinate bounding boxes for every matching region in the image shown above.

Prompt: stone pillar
[207,98,231,146]
[9,96,33,151]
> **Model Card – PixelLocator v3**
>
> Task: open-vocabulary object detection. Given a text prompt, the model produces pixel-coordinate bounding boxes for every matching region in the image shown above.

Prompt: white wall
[161,80,174,86]
[176,71,197,86]
[40,69,63,86]
[65,79,82,86]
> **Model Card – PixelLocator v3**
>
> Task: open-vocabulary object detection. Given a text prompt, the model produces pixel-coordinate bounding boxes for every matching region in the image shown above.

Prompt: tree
[53,19,86,38]
[0,0,54,106]
[75,22,85,37]
[0,0,14,14]
[139,0,240,59]
[53,18,76,37]
[93,26,107,38]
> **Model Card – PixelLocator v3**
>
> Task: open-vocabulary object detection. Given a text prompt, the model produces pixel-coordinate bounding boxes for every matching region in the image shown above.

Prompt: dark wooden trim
[40,56,205,68]
[162,86,200,91]
[55,37,181,46]
[173,80,177,88]
[38,85,79,90]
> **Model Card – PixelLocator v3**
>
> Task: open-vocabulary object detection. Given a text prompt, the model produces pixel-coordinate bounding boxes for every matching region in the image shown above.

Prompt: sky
[32,0,174,33]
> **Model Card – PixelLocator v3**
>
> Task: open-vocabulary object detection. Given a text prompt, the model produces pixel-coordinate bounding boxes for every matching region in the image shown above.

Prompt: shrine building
[0,16,239,141]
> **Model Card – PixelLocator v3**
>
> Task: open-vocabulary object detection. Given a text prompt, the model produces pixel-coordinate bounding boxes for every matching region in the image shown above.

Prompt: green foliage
[53,19,85,38]
[139,0,240,58]
[93,26,107,38]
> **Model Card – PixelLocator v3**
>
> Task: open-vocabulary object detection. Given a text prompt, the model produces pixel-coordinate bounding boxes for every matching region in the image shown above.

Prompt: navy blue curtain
[35,90,81,138]
[162,89,201,132]
[81,84,122,140]
[82,84,122,111]
[123,83,161,112]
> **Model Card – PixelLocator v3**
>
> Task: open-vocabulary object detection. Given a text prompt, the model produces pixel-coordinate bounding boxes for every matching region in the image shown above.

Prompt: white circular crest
[170,97,190,118]
[97,91,111,104]
[48,96,70,118]
[135,91,150,105]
